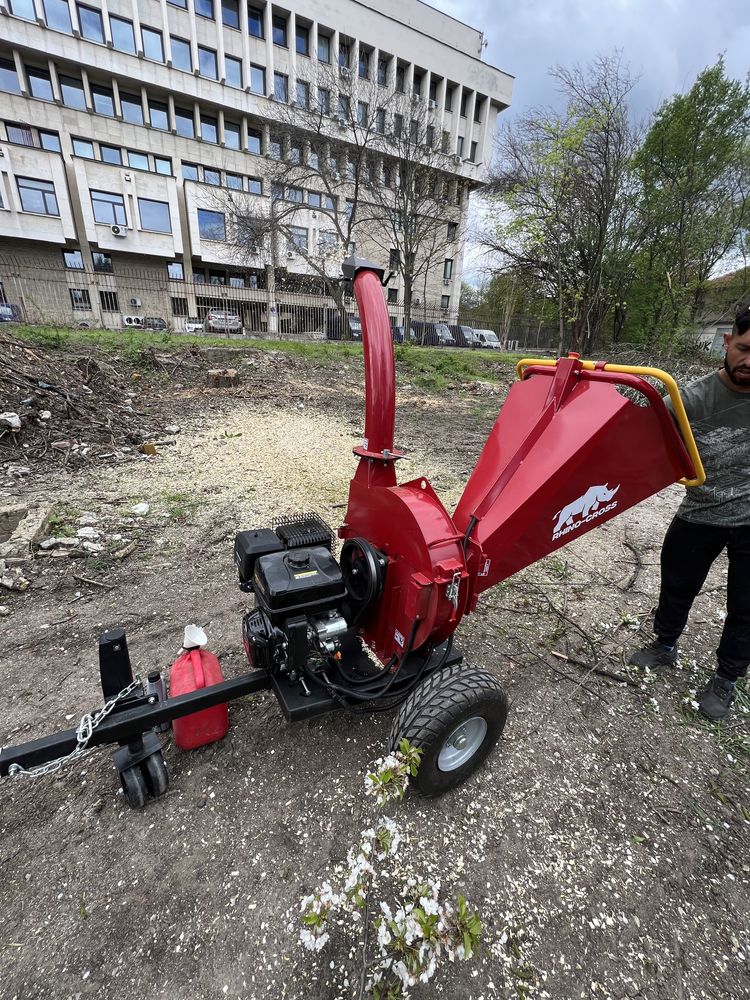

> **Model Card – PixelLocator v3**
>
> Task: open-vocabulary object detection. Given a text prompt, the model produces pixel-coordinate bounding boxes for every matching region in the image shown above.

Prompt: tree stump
[206,368,240,388]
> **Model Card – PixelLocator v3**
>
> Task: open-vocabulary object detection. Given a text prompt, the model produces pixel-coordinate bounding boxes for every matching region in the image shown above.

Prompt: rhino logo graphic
[552,483,620,538]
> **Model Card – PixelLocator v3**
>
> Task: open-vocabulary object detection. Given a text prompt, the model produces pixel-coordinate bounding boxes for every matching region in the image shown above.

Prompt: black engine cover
[253,546,345,623]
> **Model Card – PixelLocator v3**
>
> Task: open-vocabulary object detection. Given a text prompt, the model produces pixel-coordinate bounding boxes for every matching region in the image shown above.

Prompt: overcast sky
[431,0,750,124]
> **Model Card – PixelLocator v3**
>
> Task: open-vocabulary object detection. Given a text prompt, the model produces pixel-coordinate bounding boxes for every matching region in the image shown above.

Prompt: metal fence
[0,255,559,350]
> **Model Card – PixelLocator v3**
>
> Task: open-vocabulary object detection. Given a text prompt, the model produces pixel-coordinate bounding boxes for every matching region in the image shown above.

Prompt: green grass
[162,490,202,520]
[13,325,525,389]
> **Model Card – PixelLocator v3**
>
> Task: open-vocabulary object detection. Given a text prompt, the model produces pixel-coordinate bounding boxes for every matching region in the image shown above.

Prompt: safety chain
[6,676,143,780]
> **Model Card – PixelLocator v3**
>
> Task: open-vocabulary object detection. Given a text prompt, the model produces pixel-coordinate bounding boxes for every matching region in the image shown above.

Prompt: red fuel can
[169,648,230,751]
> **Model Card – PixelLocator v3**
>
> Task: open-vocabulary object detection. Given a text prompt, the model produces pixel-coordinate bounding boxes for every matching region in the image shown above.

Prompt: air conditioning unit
[428,99,438,110]
[453,154,462,164]
[411,93,421,104]
[130,297,142,307]
[336,116,346,128]
[339,66,352,80]
[111,224,127,237]
[442,279,451,287]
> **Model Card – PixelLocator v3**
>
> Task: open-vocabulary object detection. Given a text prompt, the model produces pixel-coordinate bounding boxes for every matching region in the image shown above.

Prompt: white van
[474,329,502,349]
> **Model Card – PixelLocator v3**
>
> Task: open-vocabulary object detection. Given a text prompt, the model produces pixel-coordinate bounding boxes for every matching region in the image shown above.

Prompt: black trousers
[654,516,750,681]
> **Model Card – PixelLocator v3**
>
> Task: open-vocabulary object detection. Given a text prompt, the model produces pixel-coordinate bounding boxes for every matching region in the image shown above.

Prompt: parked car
[411,322,455,347]
[473,328,503,349]
[0,303,23,323]
[184,316,204,334]
[205,309,243,334]
[325,312,361,341]
[141,316,168,331]
[449,324,481,348]
[391,324,405,344]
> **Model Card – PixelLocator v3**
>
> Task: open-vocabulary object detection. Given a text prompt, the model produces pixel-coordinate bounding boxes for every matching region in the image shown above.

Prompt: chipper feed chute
[0,257,706,806]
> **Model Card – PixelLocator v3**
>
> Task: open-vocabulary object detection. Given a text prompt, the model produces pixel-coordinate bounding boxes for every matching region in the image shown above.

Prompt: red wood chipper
[0,256,705,807]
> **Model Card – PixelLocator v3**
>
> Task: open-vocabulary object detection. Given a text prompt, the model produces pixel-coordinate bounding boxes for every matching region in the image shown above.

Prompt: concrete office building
[0,0,513,331]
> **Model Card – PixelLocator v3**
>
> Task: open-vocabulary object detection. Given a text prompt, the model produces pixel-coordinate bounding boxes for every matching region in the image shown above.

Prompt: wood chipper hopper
[0,257,705,806]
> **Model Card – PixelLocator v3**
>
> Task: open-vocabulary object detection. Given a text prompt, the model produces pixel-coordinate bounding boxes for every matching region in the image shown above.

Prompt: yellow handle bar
[515,358,706,488]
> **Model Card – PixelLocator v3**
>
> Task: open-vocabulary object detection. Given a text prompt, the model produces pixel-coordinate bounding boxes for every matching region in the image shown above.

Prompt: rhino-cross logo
[552,483,620,540]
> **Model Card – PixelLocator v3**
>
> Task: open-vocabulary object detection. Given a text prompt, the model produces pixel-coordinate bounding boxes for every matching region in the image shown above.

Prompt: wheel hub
[437,716,488,772]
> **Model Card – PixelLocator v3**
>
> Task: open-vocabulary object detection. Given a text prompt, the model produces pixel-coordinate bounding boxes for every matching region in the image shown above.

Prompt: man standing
[629,304,750,720]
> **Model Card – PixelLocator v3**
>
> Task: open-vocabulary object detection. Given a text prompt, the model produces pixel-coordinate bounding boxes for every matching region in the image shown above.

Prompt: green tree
[627,58,750,345]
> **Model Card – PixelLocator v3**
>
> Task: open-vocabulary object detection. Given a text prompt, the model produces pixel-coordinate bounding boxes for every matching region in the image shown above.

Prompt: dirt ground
[1,344,749,1000]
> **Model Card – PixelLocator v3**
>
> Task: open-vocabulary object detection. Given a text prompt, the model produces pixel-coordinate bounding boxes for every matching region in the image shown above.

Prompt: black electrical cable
[320,620,420,702]
[347,634,455,714]
[461,515,478,554]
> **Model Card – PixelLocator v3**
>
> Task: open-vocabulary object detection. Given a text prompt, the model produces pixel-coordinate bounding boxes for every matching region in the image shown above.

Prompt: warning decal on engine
[293,570,318,579]
[394,628,404,648]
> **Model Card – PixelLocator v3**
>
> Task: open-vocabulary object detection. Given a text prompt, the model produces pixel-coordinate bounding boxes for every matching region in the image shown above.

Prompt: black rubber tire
[388,663,508,796]
[141,753,169,799]
[120,765,148,809]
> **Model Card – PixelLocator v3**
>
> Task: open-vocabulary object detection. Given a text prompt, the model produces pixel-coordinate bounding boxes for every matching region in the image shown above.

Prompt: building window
[268,135,282,159]
[387,287,398,304]
[444,86,453,112]
[224,120,241,149]
[377,56,388,86]
[93,251,113,272]
[0,59,22,95]
[338,95,350,120]
[272,13,287,46]
[339,41,349,68]
[247,177,262,195]
[197,208,226,241]
[474,98,483,123]
[469,141,478,163]
[441,295,450,310]
[194,0,213,18]
[317,33,330,63]
[357,102,368,127]
[358,48,370,79]
[409,119,418,143]
[35,129,59,152]
[204,168,221,185]
[100,144,122,164]
[91,85,115,117]
[247,4,263,37]
[167,261,185,280]
[209,269,225,285]
[221,0,239,29]
[460,91,469,117]
[138,198,171,233]
[426,124,435,148]
[226,55,242,88]
[60,75,87,110]
[142,26,164,62]
[226,172,243,190]
[17,177,59,215]
[63,250,85,269]
[296,24,309,55]
[148,99,169,130]
[393,114,403,139]
[181,162,198,181]
[306,191,320,208]
[128,149,149,170]
[317,87,330,115]
[389,248,399,269]
[27,67,54,101]
[287,186,303,202]
[99,290,120,312]
[322,194,335,210]
[456,135,464,157]
[200,114,218,143]
[171,36,192,72]
[374,108,385,134]
[296,80,309,109]
[8,0,35,20]
[413,72,423,98]
[69,288,92,311]
[117,96,145,132]
[288,226,308,252]
[447,222,457,241]
[73,138,96,158]
[154,156,172,175]
[168,0,187,7]
[175,107,195,138]
[395,64,405,93]
[250,64,265,93]
[274,72,288,102]
[43,0,73,33]
[171,296,188,316]
[289,143,301,164]
[198,46,218,79]
[247,128,262,154]
[91,189,126,225]
[77,4,104,42]
[443,259,453,280]
[271,182,283,201]
[110,15,136,53]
